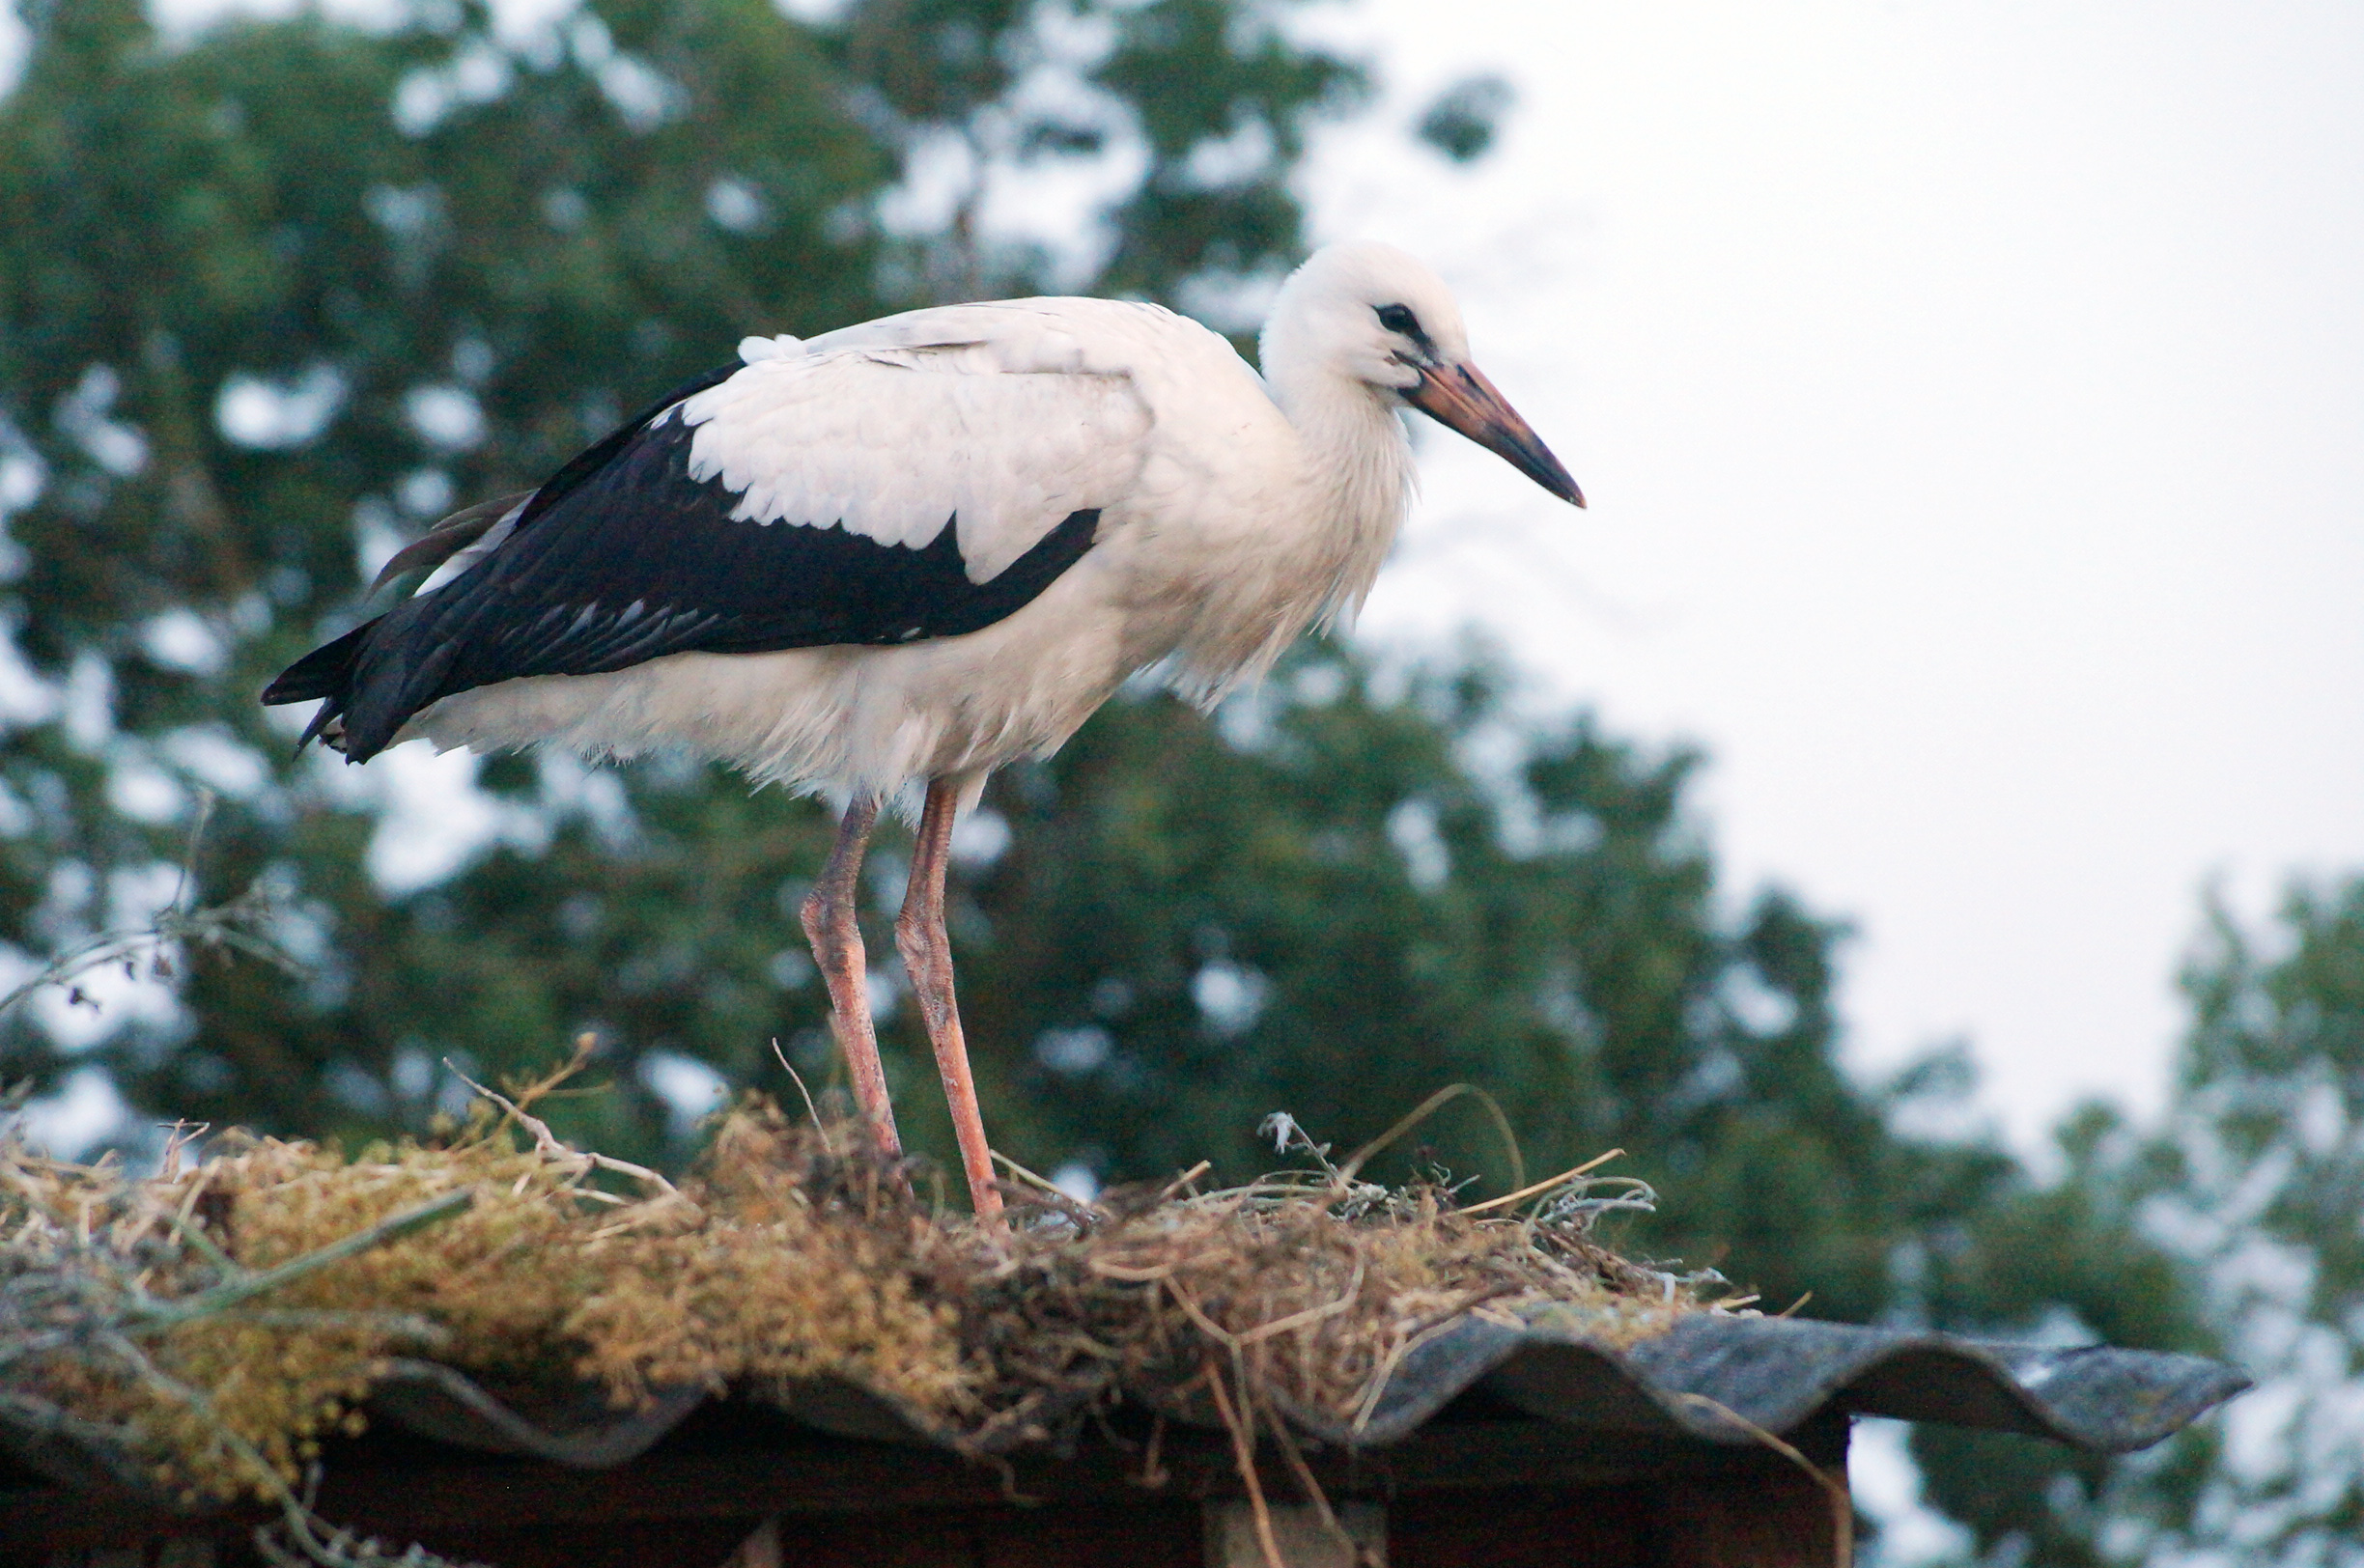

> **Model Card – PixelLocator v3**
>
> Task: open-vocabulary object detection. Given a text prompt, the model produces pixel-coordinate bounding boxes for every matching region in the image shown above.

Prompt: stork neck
[1265,363,1415,541]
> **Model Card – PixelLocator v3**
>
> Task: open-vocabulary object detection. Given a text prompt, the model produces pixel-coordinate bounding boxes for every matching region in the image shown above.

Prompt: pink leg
[799,796,900,1158]
[896,778,1003,1225]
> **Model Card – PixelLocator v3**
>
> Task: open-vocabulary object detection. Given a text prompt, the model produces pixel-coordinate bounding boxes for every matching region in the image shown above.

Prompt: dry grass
[958,1122,1696,1450]
[0,1057,1720,1530]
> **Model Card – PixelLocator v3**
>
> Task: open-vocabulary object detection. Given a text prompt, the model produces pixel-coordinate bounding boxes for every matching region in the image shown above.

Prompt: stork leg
[799,795,900,1158]
[896,778,1004,1225]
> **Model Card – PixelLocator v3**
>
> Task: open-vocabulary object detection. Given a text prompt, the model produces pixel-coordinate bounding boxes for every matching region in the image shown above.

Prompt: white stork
[264,241,1581,1223]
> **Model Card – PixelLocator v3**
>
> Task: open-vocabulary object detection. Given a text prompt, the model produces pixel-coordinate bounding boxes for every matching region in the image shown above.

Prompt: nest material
[0,1072,1718,1515]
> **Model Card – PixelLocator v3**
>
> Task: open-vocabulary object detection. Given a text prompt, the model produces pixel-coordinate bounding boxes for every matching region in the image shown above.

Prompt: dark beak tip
[1410,362,1588,510]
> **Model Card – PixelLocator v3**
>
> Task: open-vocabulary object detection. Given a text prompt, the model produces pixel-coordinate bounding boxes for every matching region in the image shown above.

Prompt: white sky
[1305,0,2364,1153]
[3,0,2359,1162]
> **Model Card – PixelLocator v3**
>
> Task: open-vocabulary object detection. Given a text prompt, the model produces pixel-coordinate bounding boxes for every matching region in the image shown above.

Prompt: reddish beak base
[1404,362,1586,507]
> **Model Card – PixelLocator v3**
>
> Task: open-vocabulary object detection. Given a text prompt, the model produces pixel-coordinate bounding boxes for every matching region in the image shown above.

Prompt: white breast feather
[675,309,1159,585]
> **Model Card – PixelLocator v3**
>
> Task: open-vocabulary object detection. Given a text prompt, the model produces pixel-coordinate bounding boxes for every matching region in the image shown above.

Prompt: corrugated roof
[289,1316,2254,1462]
[0,1314,2246,1513]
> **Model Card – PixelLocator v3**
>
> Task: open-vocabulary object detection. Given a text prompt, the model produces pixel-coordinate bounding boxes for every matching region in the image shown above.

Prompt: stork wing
[268,320,1155,760]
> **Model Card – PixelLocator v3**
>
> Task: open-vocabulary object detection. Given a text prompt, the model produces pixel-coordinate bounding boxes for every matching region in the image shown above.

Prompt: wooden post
[719,1518,781,1568]
[1204,1500,1387,1567]
[1649,1450,1851,1566]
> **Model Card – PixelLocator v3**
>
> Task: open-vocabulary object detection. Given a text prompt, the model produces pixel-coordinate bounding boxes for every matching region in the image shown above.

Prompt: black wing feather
[264,361,1104,762]
[260,620,376,706]
[367,490,534,596]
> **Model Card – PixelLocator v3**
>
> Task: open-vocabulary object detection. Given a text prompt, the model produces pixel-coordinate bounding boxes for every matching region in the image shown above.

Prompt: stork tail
[261,618,382,757]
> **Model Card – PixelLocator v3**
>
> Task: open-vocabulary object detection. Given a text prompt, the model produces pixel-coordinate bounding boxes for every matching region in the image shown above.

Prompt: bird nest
[0,1059,1719,1565]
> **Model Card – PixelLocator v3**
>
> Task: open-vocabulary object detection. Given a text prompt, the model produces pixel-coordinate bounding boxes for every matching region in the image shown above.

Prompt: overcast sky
[3,0,2359,1161]
[1299,0,2364,1154]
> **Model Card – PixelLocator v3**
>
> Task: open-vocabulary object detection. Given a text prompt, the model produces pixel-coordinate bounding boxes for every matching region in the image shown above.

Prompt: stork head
[1262,240,1584,507]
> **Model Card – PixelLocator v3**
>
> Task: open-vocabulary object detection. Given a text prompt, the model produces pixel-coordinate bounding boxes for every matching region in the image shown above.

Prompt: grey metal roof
[1371,1315,2246,1452]
[362,1314,2243,1463]
[0,1314,2247,1510]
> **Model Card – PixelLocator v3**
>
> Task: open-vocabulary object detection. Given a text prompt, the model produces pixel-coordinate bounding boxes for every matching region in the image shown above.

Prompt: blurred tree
[1907,1096,2214,1568]
[2153,878,2364,1558]
[840,0,1365,311]
[1926,876,2364,1566]
[0,0,895,1156]
[1415,73,1513,164]
[0,0,1364,1160]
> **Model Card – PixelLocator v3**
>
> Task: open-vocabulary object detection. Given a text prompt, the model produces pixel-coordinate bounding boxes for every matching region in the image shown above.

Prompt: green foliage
[2100,878,2364,1563]
[1415,74,1512,164]
[1907,1099,2207,1566]
[1900,880,2364,1563]
[1087,0,1367,304]
[0,0,1359,1161]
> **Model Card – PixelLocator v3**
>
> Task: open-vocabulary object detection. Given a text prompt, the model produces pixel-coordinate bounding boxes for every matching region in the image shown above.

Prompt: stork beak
[1404,362,1585,507]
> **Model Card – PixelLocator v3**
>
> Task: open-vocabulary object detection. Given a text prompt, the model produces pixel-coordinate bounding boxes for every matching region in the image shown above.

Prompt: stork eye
[1376,304,1420,336]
